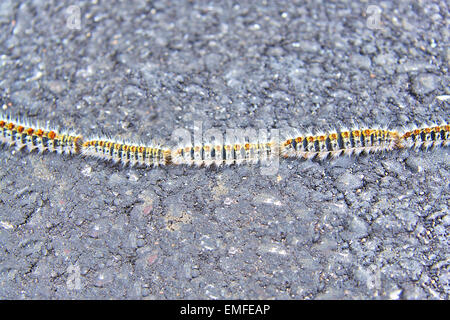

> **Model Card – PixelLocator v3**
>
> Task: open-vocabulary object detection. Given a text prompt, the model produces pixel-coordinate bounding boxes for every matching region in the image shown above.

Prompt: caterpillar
[280,124,449,161]
[0,112,448,169]
[280,127,401,160]
[399,123,450,150]
[171,138,278,167]
[0,115,83,155]
[81,138,171,167]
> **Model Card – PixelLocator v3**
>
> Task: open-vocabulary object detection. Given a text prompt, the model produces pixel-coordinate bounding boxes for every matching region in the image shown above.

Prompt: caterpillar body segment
[201,143,214,167]
[232,137,245,166]
[247,142,259,165]
[0,116,83,155]
[223,141,234,166]
[81,138,170,167]
[193,143,204,167]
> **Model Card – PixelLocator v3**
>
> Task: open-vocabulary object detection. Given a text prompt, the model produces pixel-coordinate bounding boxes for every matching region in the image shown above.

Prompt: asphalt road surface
[0,0,448,299]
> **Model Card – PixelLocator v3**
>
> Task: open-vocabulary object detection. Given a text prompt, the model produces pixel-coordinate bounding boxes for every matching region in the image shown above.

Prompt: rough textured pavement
[0,0,448,299]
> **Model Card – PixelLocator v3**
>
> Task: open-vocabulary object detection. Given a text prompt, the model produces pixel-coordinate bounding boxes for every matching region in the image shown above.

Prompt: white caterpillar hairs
[0,112,448,169]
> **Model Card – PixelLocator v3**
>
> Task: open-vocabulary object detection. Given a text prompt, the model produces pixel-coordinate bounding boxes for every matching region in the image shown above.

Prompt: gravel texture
[0,0,448,299]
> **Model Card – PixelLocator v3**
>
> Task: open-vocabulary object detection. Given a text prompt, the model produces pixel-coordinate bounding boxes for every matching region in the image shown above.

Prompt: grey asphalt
[0,0,448,299]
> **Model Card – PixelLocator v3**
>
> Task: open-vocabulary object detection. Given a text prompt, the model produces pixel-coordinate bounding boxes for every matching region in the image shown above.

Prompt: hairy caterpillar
[81,138,171,167]
[171,139,278,167]
[170,129,279,167]
[399,123,450,150]
[0,115,83,155]
[280,127,401,160]
[280,124,449,161]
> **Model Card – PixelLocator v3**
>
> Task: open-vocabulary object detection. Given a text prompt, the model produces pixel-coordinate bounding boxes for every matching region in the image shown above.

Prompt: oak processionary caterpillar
[171,140,278,167]
[399,125,450,150]
[171,129,279,167]
[280,127,401,160]
[0,115,82,155]
[81,138,171,167]
[0,113,448,169]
